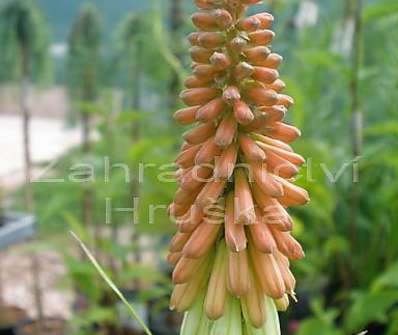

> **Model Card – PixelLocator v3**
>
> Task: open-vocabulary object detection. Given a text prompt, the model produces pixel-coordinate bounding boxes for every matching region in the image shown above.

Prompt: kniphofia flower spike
[168,0,309,333]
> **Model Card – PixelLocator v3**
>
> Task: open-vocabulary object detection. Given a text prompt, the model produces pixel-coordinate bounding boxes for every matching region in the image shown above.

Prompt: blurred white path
[0,115,80,188]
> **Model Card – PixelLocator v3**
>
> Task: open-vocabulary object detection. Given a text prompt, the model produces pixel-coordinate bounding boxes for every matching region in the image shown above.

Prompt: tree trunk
[168,0,184,110]
[81,86,98,260]
[0,186,4,224]
[20,52,44,334]
[82,113,91,153]
[21,77,34,213]
[349,0,363,255]
[81,112,93,232]
[130,46,142,268]
[108,91,121,278]
[130,140,141,266]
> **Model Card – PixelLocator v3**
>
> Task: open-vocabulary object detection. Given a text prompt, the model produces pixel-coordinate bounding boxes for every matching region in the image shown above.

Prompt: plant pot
[16,318,66,335]
[0,212,36,251]
[0,305,30,335]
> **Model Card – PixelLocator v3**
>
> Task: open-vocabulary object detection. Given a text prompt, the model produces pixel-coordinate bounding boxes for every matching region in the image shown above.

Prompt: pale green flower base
[181,293,281,335]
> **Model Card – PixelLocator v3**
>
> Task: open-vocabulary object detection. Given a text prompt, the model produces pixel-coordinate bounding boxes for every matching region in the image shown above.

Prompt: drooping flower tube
[168,0,309,333]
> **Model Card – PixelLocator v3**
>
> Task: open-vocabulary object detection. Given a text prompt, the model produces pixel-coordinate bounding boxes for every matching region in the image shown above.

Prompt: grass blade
[70,231,153,335]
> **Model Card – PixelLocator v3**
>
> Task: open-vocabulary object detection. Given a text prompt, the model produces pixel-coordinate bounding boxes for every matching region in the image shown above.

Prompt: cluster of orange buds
[167,0,309,333]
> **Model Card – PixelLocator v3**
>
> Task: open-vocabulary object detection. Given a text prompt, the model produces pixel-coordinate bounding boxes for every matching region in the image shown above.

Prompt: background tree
[115,13,145,265]
[116,13,143,113]
[167,0,184,110]
[114,9,176,270]
[348,0,363,261]
[0,0,49,330]
[0,0,49,212]
[67,3,102,250]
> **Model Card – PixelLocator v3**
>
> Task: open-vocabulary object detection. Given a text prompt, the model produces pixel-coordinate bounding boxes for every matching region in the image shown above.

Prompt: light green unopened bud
[243,297,281,335]
[205,240,228,320]
[210,296,242,335]
[181,291,212,335]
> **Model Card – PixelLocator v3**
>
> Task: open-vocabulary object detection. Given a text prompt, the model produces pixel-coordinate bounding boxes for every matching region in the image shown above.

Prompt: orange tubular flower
[168,1,309,333]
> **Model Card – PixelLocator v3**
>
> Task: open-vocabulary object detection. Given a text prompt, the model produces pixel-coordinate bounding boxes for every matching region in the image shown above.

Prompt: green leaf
[81,306,115,323]
[364,121,398,137]
[294,50,345,70]
[297,300,343,335]
[323,235,350,256]
[63,211,91,243]
[116,110,146,123]
[345,290,398,332]
[297,319,343,335]
[371,262,398,292]
[70,231,153,335]
[386,310,398,335]
[152,0,187,84]
[363,1,398,23]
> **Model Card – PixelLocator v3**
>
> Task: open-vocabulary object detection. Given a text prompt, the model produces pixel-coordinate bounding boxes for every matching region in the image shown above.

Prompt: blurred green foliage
[0,0,50,83]
[2,0,398,334]
[67,3,102,101]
